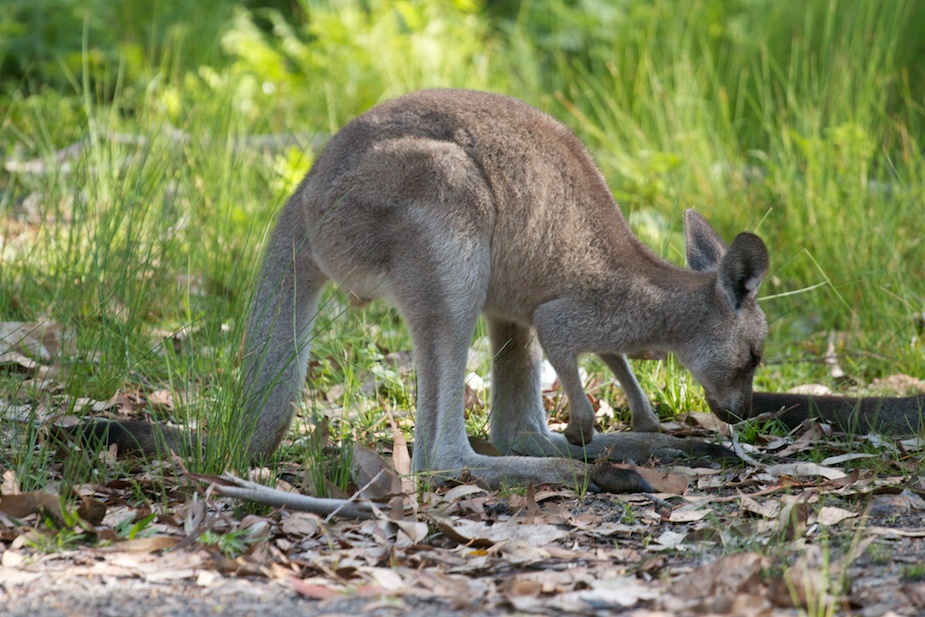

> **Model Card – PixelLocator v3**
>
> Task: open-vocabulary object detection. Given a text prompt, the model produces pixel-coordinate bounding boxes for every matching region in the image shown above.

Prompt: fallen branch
[195,473,383,520]
[729,431,761,467]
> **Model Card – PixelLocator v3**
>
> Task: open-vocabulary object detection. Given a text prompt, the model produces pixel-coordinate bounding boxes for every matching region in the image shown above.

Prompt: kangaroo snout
[705,391,753,424]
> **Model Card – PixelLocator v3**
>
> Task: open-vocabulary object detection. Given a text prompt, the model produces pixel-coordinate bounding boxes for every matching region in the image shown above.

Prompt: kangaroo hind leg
[389,243,489,479]
[385,235,586,487]
[487,319,558,456]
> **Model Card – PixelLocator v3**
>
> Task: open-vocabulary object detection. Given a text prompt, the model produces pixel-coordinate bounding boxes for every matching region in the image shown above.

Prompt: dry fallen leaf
[432,515,568,547]
[788,384,833,396]
[777,421,831,457]
[867,526,925,538]
[288,577,343,600]
[350,444,401,502]
[634,466,689,495]
[666,504,712,522]
[108,536,183,553]
[871,373,925,394]
[765,462,846,480]
[814,506,858,526]
[671,552,766,600]
[440,484,487,503]
[772,545,839,610]
[357,566,406,591]
[76,496,107,526]
[146,389,175,412]
[279,511,322,537]
[487,540,551,565]
[510,574,658,612]
[0,491,67,527]
[820,452,879,466]
[739,493,780,519]
[0,321,72,361]
[678,411,732,435]
[1,469,20,495]
[776,495,812,540]
[648,530,688,551]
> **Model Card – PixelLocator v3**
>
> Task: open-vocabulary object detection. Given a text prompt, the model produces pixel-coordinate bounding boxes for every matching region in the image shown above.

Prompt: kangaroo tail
[752,391,925,435]
[238,201,325,459]
[65,200,324,462]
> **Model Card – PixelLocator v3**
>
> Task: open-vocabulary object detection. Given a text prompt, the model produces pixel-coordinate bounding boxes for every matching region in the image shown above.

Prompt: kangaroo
[71,89,922,492]
[232,88,769,492]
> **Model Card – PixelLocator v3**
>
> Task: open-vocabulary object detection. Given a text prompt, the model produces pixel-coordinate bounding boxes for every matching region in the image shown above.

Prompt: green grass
[1,0,924,490]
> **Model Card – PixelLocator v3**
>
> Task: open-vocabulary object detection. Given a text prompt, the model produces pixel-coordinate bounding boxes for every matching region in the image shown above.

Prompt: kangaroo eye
[749,351,762,368]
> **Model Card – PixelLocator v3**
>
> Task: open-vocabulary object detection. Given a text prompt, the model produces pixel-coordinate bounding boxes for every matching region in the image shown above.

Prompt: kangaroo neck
[599,255,715,355]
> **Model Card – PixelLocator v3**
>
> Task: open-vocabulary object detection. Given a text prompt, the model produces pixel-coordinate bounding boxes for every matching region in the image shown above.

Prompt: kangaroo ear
[685,209,727,272]
[685,209,770,309]
[718,232,769,311]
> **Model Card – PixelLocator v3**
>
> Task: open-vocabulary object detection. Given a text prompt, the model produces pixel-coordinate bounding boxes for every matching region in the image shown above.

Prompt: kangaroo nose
[706,393,752,424]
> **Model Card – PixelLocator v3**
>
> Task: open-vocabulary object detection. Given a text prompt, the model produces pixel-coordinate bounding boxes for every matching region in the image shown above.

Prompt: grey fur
[240,89,770,489]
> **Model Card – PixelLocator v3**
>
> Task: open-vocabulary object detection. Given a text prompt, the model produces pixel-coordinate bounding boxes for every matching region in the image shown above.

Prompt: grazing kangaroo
[76,89,923,491]
[236,88,769,492]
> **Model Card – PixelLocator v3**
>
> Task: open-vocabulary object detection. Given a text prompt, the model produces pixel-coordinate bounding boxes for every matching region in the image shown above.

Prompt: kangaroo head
[676,209,770,423]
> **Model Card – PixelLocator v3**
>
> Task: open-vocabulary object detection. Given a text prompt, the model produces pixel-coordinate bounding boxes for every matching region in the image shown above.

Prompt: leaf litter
[1,336,925,615]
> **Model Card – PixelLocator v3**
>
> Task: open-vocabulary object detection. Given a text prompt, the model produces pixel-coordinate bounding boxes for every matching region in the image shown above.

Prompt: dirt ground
[3,482,924,617]
[1,577,511,617]
[2,407,924,617]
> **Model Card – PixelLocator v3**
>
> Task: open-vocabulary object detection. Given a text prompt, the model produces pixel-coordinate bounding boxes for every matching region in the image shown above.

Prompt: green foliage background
[1,0,923,477]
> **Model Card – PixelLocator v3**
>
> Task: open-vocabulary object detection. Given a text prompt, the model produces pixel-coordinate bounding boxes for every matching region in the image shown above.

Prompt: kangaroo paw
[686,441,739,463]
[589,463,653,493]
